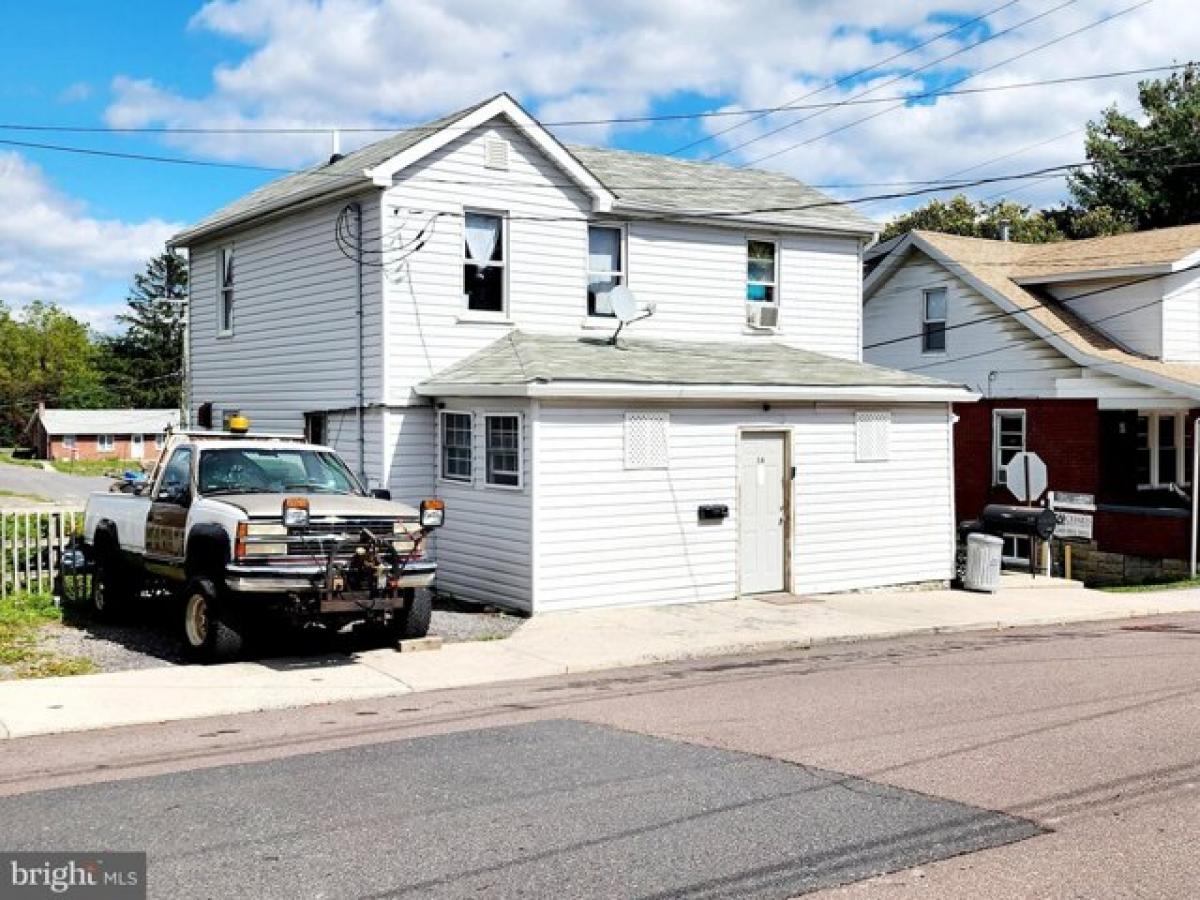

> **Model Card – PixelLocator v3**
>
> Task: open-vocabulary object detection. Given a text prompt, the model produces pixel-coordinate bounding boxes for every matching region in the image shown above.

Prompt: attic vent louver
[484,137,510,171]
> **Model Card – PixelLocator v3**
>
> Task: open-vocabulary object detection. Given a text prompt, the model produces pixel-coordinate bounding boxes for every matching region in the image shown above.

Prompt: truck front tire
[387,588,432,641]
[181,576,243,663]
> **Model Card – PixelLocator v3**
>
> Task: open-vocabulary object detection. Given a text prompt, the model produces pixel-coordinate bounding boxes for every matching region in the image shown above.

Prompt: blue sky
[0,0,1193,329]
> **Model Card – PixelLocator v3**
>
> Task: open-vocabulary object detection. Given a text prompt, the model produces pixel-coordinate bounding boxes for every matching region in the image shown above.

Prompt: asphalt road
[0,461,113,504]
[4,614,1200,898]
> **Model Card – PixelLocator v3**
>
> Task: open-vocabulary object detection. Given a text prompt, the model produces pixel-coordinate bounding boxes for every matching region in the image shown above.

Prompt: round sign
[1004,451,1047,503]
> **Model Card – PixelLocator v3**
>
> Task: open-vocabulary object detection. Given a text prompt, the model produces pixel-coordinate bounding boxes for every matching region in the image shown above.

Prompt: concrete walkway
[3,576,1200,740]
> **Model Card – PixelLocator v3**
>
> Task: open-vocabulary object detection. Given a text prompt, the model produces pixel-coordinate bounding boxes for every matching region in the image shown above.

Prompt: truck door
[146,446,193,562]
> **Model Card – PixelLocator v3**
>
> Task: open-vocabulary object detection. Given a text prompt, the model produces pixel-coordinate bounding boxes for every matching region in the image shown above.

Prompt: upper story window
[746,240,777,304]
[587,225,624,317]
[922,287,947,353]
[463,212,505,313]
[993,410,1026,485]
[218,246,235,336]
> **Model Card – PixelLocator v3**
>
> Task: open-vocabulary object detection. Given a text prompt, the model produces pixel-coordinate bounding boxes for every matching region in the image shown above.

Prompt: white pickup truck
[83,426,444,662]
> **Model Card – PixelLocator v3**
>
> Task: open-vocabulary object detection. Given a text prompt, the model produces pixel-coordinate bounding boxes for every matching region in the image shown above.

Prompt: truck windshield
[198,448,362,496]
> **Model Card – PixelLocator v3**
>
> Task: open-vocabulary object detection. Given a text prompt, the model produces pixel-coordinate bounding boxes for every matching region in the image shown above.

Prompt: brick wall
[45,434,163,463]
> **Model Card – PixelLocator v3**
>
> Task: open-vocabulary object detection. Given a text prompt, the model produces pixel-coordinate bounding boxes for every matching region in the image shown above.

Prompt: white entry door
[737,431,787,594]
[130,433,144,459]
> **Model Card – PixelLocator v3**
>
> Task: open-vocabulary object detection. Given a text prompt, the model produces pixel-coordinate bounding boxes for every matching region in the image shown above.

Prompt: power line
[711,0,1080,163]
[666,0,1021,156]
[739,0,1154,168]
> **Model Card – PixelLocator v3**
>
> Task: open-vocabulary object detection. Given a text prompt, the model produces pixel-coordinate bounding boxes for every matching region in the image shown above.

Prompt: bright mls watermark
[1,853,145,899]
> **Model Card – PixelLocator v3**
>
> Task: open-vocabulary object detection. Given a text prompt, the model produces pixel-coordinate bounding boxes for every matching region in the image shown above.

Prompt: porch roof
[416,331,975,403]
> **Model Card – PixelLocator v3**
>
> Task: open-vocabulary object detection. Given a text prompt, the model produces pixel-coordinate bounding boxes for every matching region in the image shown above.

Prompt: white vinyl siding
[188,191,384,441]
[532,402,955,611]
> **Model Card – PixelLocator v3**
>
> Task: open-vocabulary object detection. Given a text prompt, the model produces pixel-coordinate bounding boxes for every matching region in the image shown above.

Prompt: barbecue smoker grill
[958,504,1059,580]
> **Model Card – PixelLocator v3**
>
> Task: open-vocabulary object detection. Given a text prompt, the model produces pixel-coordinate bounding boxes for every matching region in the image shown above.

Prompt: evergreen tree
[105,249,187,410]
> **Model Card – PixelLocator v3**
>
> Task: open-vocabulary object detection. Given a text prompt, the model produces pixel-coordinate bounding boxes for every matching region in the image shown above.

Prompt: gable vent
[484,137,510,171]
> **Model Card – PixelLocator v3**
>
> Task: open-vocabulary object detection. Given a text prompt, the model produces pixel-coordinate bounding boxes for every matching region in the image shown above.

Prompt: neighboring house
[31,408,181,462]
[170,92,973,613]
[864,226,1200,584]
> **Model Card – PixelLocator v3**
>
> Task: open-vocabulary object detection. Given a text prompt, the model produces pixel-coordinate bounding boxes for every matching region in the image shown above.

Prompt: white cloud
[100,0,1199,223]
[0,152,181,329]
[58,81,93,103]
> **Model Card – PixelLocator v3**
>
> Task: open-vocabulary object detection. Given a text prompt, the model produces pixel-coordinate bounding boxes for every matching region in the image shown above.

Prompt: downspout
[1191,416,1198,577]
[351,201,366,485]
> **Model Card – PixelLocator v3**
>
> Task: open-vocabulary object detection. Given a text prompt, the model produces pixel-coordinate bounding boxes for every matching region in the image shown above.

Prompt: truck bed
[84,491,152,555]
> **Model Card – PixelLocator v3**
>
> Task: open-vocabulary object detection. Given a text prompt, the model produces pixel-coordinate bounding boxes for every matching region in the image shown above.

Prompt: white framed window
[746,239,778,305]
[625,411,669,470]
[217,245,234,336]
[439,411,473,482]
[484,413,522,488]
[922,287,947,353]
[587,225,625,317]
[1136,412,1190,487]
[463,211,505,313]
[97,434,115,453]
[1001,534,1032,565]
[62,434,76,449]
[855,411,891,462]
[993,409,1026,485]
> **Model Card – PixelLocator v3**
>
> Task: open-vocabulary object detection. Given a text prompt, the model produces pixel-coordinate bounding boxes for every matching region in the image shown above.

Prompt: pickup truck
[82,427,444,662]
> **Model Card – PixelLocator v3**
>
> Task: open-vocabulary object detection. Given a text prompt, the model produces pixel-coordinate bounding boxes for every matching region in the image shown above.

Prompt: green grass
[0,592,96,679]
[0,451,43,468]
[50,458,143,477]
[1099,576,1200,593]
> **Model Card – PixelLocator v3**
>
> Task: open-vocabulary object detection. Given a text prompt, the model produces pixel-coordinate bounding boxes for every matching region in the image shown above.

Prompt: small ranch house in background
[31,407,181,462]
[864,225,1200,584]
[170,92,974,614]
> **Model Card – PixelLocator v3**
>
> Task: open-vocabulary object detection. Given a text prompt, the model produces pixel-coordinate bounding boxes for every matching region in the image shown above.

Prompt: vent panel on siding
[855,411,891,462]
[484,137,510,171]
[625,411,669,469]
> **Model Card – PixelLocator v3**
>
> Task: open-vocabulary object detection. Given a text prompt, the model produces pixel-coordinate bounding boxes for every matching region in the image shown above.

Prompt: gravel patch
[34,595,525,674]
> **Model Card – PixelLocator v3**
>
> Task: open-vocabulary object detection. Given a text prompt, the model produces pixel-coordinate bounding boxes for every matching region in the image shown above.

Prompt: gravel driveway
[37,594,525,673]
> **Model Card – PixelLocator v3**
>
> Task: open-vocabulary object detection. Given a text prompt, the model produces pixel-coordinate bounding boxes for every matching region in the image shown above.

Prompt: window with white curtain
[463,212,505,313]
[587,225,624,317]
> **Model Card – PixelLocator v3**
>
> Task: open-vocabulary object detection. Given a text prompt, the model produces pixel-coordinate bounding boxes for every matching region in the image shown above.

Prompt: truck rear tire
[89,552,126,622]
[181,576,243,663]
[387,588,432,641]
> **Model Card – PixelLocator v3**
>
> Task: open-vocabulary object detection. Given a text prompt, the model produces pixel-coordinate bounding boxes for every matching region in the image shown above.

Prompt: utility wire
[711,0,1080,163]
[739,0,1153,168]
[667,0,1021,156]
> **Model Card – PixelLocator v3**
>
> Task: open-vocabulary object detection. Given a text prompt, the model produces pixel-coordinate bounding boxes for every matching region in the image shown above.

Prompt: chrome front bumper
[224,560,437,594]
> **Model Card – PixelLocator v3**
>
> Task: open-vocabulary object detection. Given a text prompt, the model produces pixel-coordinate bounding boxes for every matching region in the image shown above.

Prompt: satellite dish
[609,285,639,323]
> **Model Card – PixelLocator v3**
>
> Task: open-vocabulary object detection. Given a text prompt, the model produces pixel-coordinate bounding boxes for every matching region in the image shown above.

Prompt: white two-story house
[171,93,973,613]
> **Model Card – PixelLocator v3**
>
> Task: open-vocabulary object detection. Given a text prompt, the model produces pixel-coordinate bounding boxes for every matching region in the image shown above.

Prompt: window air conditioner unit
[746,304,780,330]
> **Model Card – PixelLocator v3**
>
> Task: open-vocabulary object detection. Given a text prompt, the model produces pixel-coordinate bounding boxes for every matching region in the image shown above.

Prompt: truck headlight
[419,499,445,528]
[282,497,310,527]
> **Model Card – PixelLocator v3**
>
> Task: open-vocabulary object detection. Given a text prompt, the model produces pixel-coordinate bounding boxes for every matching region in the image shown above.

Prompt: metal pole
[1191,416,1199,577]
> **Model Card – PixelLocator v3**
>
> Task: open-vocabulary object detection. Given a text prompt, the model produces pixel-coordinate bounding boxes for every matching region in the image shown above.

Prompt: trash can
[963,532,1004,592]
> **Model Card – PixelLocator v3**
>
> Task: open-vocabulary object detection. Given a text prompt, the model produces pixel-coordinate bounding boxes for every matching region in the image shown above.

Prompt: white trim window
[97,434,115,453]
[922,287,947,353]
[1001,534,1032,565]
[62,434,76,450]
[746,239,778,305]
[484,413,522,488]
[587,225,625,317]
[218,246,235,336]
[439,411,473,482]
[463,211,505,313]
[1136,412,1189,487]
[993,409,1026,485]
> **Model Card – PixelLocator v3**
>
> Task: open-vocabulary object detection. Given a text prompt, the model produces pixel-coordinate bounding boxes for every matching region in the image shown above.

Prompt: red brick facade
[36,430,164,463]
[954,399,1194,562]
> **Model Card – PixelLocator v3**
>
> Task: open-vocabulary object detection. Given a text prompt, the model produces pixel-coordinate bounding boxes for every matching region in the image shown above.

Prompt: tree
[103,249,187,410]
[879,195,1065,243]
[1068,64,1200,230]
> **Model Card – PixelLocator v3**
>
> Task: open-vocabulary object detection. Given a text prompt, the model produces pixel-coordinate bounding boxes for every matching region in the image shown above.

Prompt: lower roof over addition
[417,331,976,403]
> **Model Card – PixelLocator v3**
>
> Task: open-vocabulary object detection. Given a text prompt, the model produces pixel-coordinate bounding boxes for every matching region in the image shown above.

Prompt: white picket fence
[0,507,84,598]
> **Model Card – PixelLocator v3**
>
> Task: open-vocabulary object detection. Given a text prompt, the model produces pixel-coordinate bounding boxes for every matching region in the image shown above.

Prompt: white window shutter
[855,411,890,462]
[625,411,669,469]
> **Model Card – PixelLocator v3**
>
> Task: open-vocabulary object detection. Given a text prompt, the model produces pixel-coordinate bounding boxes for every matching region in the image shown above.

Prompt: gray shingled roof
[38,408,181,436]
[570,145,877,234]
[418,331,955,393]
[172,94,877,246]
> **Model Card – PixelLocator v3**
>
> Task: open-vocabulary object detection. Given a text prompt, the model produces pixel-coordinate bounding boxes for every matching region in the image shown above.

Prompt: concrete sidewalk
[3,577,1200,739]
